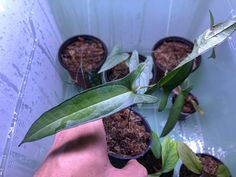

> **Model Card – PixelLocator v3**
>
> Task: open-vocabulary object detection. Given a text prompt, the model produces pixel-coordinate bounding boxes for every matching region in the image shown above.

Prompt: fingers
[50,119,106,151]
[121,160,147,177]
[107,160,147,177]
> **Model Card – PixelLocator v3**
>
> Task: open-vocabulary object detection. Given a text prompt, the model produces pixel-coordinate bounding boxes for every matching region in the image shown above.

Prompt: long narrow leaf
[151,131,162,160]
[160,87,192,137]
[175,18,236,69]
[160,92,185,137]
[209,10,215,28]
[158,90,171,112]
[20,64,158,145]
[98,45,129,73]
[159,62,193,92]
[177,142,202,174]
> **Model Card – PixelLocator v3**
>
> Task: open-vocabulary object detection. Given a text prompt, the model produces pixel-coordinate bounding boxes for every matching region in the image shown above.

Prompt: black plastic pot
[58,34,108,88]
[152,36,202,81]
[172,92,199,120]
[138,149,174,177]
[104,53,157,84]
[179,153,231,177]
[108,110,152,169]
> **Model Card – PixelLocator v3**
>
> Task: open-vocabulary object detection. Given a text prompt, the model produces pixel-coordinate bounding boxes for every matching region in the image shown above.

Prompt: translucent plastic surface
[1,0,236,177]
[0,0,64,176]
[49,0,236,176]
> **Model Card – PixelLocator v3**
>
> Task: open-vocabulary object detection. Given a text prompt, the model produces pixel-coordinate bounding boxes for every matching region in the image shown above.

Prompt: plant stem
[190,99,204,116]
[128,106,132,129]
[134,84,157,92]
[79,57,87,87]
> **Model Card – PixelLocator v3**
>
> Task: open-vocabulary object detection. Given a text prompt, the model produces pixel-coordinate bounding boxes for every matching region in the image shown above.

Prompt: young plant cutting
[59,35,107,88]
[145,132,231,177]
[177,142,231,177]
[141,132,178,177]
[20,13,236,176]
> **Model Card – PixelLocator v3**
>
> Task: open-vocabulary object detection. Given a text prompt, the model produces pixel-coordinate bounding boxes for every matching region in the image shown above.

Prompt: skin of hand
[34,119,147,177]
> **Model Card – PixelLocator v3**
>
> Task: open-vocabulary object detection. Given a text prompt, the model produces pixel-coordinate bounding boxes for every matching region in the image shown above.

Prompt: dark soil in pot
[172,92,199,120]
[58,35,107,88]
[152,36,201,81]
[138,150,174,177]
[179,153,230,177]
[104,53,156,84]
[103,108,151,168]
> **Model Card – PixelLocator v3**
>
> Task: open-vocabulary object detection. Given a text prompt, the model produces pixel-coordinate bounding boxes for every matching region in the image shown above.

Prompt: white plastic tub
[0,0,236,176]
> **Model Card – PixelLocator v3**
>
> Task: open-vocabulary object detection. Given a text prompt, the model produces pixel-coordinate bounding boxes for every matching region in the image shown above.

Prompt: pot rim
[107,109,152,160]
[151,36,201,73]
[58,34,108,77]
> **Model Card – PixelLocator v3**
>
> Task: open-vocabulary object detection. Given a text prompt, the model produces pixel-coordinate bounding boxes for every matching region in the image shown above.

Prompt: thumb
[108,160,147,177]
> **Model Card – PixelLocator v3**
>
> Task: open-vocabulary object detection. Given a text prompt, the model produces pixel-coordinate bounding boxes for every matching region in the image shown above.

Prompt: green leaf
[148,172,162,177]
[160,87,192,137]
[175,18,236,69]
[209,10,215,28]
[151,131,162,160]
[159,61,193,92]
[217,164,231,177]
[158,90,170,112]
[98,45,129,73]
[161,138,179,173]
[177,142,202,174]
[133,56,154,94]
[208,47,216,59]
[20,65,159,145]
[128,50,139,72]
[146,83,159,94]
[160,92,184,137]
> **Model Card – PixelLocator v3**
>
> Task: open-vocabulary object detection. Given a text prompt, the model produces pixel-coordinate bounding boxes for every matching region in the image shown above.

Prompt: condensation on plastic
[0,0,66,177]
[1,0,236,177]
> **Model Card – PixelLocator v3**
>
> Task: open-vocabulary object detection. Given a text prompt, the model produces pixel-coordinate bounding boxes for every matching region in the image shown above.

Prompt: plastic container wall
[0,0,236,177]
[49,0,236,176]
[0,0,64,177]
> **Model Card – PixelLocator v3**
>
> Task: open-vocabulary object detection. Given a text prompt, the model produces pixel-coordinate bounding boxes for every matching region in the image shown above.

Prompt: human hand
[34,119,147,177]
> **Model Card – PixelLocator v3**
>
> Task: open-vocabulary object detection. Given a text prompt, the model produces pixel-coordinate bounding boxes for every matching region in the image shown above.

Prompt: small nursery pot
[104,53,157,84]
[104,109,152,168]
[58,34,108,88]
[179,153,231,177]
[172,92,199,120]
[152,36,202,81]
[138,150,174,177]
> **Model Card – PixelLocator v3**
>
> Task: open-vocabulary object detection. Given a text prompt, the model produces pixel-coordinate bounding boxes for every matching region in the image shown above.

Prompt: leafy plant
[21,16,236,146]
[177,142,231,177]
[20,64,158,145]
[149,132,179,177]
[154,16,236,138]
